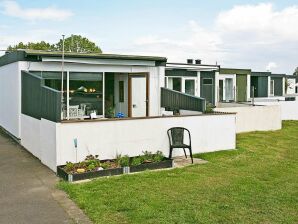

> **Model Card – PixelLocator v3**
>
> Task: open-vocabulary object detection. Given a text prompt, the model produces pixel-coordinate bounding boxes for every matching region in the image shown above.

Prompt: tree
[56,35,102,53]
[7,35,102,53]
[293,67,298,76]
[7,41,55,51]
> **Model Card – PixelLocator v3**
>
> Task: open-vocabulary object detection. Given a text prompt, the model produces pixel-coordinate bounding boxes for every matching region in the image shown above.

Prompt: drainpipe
[67,71,70,120]
[61,34,65,120]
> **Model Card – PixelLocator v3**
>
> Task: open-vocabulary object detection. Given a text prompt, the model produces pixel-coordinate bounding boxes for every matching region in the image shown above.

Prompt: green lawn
[59,121,298,224]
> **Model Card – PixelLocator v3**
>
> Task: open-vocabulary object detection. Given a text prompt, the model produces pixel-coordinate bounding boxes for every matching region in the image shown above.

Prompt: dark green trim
[251,71,271,77]
[165,69,197,77]
[0,50,167,67]
[220,68,251,75]
[271,73,287,78]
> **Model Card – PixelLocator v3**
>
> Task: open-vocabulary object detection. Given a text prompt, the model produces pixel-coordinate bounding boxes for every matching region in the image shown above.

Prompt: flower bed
[57,151,173,182]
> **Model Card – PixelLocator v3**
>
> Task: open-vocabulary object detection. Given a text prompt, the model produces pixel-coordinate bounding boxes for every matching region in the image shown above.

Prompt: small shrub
[153,151,164,162]
[141,151,153,162]
[205,103,214,113]
[100,162,109,169]
[87,163,96,171]
[131,157,143,166]
[65,161,75,173]
[119,155,130,167]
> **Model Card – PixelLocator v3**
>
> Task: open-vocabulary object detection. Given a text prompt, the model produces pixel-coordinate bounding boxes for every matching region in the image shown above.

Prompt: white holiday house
[0,50,236,171]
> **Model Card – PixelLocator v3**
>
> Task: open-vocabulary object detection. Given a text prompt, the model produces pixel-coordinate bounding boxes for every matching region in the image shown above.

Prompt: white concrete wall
[19,113,236,171]
[40,118,58,171]
[56,114,236,166]
[20,114,58,171]
[215,105,282,133]
[21,114,41,158]
[0,62,21,138]
[254,100,298,120]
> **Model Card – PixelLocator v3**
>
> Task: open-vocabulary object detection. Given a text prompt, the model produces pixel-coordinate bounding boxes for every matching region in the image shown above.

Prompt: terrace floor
[173,156,207,167]
[217,102,253,108]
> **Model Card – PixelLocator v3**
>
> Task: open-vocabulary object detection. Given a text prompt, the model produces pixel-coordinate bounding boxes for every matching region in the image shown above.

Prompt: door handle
[133,104,137,108]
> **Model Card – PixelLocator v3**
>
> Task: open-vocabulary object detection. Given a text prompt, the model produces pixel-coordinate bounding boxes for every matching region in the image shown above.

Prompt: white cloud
[217,3,298,42]
[127,3,298,73]
[266,62,278,71]
[131,20,222,64]
[1,1,73,21]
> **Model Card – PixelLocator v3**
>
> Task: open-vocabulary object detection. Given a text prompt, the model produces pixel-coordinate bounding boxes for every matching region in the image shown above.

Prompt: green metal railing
[161,87,206,112]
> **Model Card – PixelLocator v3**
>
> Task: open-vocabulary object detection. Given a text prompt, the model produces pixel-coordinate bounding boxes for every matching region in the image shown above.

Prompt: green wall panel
[236,74,247,102]
[200,71,215,105]
[271,77,283,96]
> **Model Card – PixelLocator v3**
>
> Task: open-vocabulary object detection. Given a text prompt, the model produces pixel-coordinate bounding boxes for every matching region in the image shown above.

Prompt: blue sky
[0,0,298,73]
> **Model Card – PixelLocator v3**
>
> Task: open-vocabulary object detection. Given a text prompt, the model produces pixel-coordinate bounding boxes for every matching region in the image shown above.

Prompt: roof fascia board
[41,57,156,67]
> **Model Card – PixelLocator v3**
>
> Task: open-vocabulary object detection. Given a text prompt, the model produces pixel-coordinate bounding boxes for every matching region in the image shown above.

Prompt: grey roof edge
[0,49,167,67]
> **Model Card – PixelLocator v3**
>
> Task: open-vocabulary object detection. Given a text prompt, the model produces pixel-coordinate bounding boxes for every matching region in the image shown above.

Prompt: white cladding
[0,61,28,138]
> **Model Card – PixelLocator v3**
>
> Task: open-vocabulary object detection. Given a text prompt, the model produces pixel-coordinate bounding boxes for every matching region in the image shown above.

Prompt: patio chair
[167,127,193,163]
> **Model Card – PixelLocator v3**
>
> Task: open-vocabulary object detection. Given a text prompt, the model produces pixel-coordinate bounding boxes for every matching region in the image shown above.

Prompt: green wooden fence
[161,87,206,112]
[22,71,61,122]
[41,86,61,122]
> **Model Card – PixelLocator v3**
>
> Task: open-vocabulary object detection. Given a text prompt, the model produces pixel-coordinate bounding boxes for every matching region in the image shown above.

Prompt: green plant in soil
[119,155,130,167]
[130,157,143,166]
[141,150,153,162]
[115,154,130,167]
[64,161,75,173]
[152,150,164,163]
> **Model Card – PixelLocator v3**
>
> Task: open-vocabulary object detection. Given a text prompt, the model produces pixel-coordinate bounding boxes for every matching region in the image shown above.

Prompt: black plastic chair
[167,127,193,163]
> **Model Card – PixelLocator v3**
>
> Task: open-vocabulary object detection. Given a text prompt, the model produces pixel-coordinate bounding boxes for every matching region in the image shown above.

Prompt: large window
[29,71,103,118]
[68,72,103,117]
[185,79,195,95]
[172,78,182,92]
